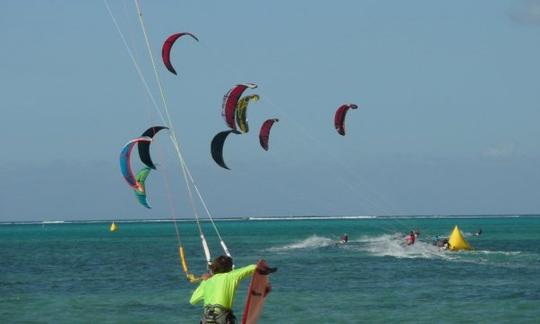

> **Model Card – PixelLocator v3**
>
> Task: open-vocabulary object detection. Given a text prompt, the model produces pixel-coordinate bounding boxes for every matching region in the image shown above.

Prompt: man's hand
[257,266,278,275]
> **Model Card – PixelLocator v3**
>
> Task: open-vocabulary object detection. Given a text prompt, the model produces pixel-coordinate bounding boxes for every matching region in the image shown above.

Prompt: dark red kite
[334,104,358,136]
[161,32,199,75]
[259,118,279,151]
[222,83,257,130]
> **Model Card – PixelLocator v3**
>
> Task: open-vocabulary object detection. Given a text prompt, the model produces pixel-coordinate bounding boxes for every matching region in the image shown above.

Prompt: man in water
[442,240,450,250]
[434,237,449,249]
[474,229,482,236]
[406,231,416,245]
[339,233,348,244]
[190,256,277,324]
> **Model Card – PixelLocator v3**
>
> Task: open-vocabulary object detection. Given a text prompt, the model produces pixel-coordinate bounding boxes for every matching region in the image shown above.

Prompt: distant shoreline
[1,213,539,225]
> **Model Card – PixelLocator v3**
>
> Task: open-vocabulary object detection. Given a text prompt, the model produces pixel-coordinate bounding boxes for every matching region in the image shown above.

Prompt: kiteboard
[241,259,271,324]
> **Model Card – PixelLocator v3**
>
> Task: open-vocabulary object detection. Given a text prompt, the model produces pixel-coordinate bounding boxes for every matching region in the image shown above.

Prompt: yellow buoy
[448,225,471,250]
[110,222,118,232]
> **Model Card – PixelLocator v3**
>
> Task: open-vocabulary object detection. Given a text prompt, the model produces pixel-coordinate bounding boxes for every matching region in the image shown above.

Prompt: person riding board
[190,256,277,324]
[441,240,450,250]
[339,233,348,244]
[433,236,449,249]
[405,231,416,245]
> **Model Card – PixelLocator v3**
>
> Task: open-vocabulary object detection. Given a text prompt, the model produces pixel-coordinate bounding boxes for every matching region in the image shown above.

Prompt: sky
[1,0,540,221]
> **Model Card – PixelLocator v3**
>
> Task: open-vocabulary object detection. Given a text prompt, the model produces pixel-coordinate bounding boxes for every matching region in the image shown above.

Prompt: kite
[334,104,358,136]
[211,130,241,169]
[222,83,257,130]
[259,119,279,151]
[162,32,199,75]
[138,126,169,170]
[235,94,260,133]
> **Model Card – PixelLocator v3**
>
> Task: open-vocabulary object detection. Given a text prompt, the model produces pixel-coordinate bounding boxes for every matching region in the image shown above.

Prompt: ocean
[1,216,539,323]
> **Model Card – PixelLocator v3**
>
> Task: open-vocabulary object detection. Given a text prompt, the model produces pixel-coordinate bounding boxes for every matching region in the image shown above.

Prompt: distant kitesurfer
[441,239,450,250]
[190,256,277,324]
[406,231,416,245]
[340,233,349,244]
[414,228,420,238]
[434,238,449,250]
[474,229,482,236]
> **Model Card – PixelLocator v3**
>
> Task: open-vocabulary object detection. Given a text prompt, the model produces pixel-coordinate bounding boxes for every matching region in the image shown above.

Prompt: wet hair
[210,255,233,274]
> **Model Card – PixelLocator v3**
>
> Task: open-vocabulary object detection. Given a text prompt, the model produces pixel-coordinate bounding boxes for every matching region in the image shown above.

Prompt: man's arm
[189,282,205,305]
[230,264,257,283]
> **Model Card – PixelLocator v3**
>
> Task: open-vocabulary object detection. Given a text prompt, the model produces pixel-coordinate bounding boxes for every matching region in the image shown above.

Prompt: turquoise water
[1,216,540,323]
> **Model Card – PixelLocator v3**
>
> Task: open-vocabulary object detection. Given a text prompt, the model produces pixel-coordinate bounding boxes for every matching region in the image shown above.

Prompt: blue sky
[1,0,540,221]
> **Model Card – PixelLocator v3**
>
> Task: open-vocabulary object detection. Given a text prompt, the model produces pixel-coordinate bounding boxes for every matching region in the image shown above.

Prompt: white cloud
[509,0,540,25]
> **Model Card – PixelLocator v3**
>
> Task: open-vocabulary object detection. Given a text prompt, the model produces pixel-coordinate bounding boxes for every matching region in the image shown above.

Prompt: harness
[201,304,236,324]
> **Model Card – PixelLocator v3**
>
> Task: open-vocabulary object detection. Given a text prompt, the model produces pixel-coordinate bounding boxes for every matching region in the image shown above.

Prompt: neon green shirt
[189,264,256,309]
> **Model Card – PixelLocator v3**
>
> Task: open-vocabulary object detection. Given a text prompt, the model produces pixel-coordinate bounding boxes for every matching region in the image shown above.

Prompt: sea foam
[267,235,335,252]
